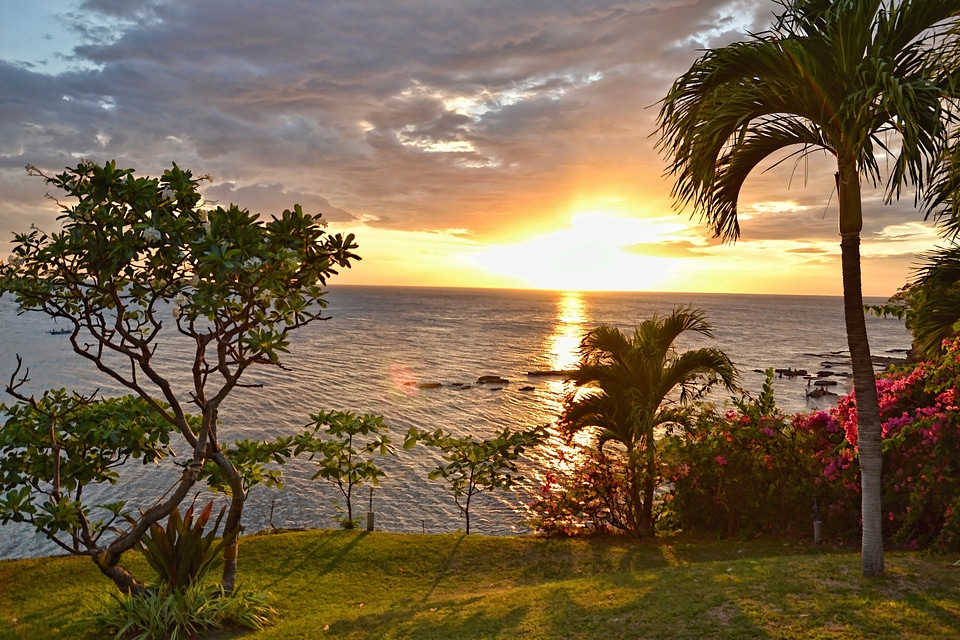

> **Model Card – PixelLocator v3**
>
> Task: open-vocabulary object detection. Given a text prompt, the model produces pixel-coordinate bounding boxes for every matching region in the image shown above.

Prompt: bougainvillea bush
[801,338,960,551]
[526,446,634,537]
[659,373,824,538]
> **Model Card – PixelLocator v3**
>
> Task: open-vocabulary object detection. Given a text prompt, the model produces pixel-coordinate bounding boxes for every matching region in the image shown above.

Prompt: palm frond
[658,0,960,242]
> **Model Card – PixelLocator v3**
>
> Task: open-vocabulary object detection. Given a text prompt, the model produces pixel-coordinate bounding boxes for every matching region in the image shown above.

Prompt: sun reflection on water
[528,292,597,485]
[547,292,586,372]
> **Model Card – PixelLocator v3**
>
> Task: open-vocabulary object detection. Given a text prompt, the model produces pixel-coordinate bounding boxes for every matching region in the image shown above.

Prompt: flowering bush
[660,372,823,538]
[800,339,960,550]
[526,447,634,537]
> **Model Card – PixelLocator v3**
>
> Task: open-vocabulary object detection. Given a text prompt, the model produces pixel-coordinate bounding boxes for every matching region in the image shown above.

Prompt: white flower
[172,294,188,320]
[203,221,211,234]
[242,256,263,270]
[141,227,161,243]
[161,187,176,202]
[197,210,209,223]
[6,254,22,267]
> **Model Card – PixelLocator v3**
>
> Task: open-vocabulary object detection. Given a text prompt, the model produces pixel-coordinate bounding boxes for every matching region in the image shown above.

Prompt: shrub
[799,338,960,550]
[660,372,823,538]
[91,582,278,640]
[526,447,634,537]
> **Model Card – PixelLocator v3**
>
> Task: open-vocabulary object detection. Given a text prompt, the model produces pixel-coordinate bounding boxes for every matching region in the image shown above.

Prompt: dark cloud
[203,182,356,222]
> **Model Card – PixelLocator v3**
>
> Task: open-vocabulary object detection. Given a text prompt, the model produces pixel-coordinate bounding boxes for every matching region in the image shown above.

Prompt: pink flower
[715,455,728,466]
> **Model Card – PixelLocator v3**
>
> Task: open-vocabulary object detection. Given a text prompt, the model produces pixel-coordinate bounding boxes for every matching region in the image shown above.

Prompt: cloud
[0,0,934,293]
[203,182,356,222]
[624,239,712,258]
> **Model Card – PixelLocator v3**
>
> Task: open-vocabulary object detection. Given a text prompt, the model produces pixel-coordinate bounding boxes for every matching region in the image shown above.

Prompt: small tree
[0,160,359,593]
[560,308,738,537]
[413,426,546,534]
[300,411,395,528]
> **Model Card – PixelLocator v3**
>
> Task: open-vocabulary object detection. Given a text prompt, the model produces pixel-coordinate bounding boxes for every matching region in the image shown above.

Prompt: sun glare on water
[471,212,683,291]
[547,292,586,372]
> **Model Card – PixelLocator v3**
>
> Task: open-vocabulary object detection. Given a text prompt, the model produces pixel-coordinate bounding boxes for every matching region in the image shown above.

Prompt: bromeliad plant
[139,501,231,592]
[0,160,360,594]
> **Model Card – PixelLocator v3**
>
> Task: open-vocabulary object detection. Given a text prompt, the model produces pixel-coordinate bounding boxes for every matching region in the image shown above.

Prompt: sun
[469,211,686,291]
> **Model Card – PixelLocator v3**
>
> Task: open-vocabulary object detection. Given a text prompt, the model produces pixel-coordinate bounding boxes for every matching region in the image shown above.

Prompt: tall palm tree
[657,0,960,576]
[560,306,738,537]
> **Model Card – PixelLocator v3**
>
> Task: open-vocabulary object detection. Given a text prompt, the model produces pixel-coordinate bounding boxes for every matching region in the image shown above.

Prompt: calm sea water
[0,286,910,559]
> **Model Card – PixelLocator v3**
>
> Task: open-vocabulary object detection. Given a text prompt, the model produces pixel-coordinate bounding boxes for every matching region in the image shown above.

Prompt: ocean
[0,286,911,559]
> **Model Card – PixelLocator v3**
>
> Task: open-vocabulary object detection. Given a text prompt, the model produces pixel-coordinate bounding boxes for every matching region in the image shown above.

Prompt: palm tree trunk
[627,449,644,538]
[837,163,884,576]
[639,435,656,537]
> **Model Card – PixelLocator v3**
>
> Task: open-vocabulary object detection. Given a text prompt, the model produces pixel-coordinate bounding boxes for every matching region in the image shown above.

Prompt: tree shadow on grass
[321,596,528,640]
[539,576,773,640]
[258,530,369,590]
[419,533,464,604]
[903,595,960,636]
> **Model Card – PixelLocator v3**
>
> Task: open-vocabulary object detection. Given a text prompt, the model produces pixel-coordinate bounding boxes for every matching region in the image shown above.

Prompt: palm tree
[656,0,960,576]
[883,243,960,358]
[560,306,738,537]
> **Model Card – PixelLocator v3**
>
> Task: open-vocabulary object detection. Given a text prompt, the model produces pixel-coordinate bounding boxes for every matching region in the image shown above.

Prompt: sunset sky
[0,0,945,296]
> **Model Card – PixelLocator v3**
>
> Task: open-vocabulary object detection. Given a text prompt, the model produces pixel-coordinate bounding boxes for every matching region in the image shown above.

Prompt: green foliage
[0,392,178,552]
[138,501,232,591]
[199,436,297,496]
[299,411,395,526]
[411,426,546,534]
[91,582,277,640]
[867,243,960,360]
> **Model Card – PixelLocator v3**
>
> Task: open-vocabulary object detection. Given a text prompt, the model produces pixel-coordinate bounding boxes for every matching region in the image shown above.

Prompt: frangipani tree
[657,0,960,575]
[0,160,359,593]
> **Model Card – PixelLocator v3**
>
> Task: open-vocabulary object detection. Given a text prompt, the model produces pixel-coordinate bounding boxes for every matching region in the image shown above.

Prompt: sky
[0,0,946,296]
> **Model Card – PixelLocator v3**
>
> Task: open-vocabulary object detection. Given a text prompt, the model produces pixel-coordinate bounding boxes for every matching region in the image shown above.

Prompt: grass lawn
[1,530,959,639]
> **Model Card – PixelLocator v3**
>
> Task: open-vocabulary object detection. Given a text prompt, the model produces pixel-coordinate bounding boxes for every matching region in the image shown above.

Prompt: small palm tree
[560,306,738,537]
[657,0,960,575]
